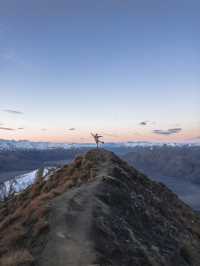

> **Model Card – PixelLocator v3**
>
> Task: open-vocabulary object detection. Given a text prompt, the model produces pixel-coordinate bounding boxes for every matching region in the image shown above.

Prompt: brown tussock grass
[0,249,34,266]
[0,155,95,261]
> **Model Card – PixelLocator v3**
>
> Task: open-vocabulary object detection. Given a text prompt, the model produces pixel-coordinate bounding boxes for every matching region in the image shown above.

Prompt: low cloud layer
[0,127,15,131]
[3,109,23,115]
[68,128,76,131]
[153,128,182,135]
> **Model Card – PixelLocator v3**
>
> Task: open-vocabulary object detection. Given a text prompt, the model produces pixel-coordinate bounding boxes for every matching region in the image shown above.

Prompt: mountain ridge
[0,149,200,265]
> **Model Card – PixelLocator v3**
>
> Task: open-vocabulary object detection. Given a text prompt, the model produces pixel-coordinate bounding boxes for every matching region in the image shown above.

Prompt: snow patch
[0,167,55,200]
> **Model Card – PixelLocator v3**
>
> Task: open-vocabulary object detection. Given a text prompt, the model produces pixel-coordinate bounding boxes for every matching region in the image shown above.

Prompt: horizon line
[0,138,199,145]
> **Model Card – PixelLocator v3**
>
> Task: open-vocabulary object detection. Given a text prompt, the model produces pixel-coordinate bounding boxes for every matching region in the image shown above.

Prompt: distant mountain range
[0,139,199,151]
[0,140,199,187]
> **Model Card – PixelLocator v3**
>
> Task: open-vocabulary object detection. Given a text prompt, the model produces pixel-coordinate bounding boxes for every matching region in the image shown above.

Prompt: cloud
[152,128,182,135]
[41,128,47,131]
[139,120,155,126]
[18,127,24,130]
[3,109,23,115]
[0,127,15,131]
[139,121,148,126]
[68,128,76,131]
[168,128,182,133]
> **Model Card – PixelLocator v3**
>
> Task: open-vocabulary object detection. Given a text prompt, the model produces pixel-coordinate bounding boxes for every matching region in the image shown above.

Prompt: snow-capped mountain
[0,167,55,200]
[0,139,199,151]
[0,139,72,150]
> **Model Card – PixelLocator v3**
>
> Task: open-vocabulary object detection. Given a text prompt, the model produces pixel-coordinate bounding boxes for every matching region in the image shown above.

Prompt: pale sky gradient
[0,0,199,143]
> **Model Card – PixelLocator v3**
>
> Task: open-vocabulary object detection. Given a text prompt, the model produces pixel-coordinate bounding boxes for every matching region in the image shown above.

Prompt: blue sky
[0,0,199,143]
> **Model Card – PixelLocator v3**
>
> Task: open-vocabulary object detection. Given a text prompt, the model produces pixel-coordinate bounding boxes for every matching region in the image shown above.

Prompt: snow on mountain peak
[0,139,199,151]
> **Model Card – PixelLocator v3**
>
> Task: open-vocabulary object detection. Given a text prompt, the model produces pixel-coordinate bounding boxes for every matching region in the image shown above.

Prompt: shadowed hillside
[123,145,200,183]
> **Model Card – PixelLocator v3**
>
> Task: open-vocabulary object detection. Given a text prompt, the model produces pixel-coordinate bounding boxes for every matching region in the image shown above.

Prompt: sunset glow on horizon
[0,124,199,144]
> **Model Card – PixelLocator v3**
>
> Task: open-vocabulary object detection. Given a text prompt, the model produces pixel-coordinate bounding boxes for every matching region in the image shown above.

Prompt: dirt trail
[37,178,101,266]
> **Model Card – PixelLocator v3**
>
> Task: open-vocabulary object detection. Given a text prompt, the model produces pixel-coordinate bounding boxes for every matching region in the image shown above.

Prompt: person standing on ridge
[91,133,104,149]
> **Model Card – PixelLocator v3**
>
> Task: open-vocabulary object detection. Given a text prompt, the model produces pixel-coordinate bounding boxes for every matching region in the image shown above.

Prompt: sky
[0,0,199,143]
